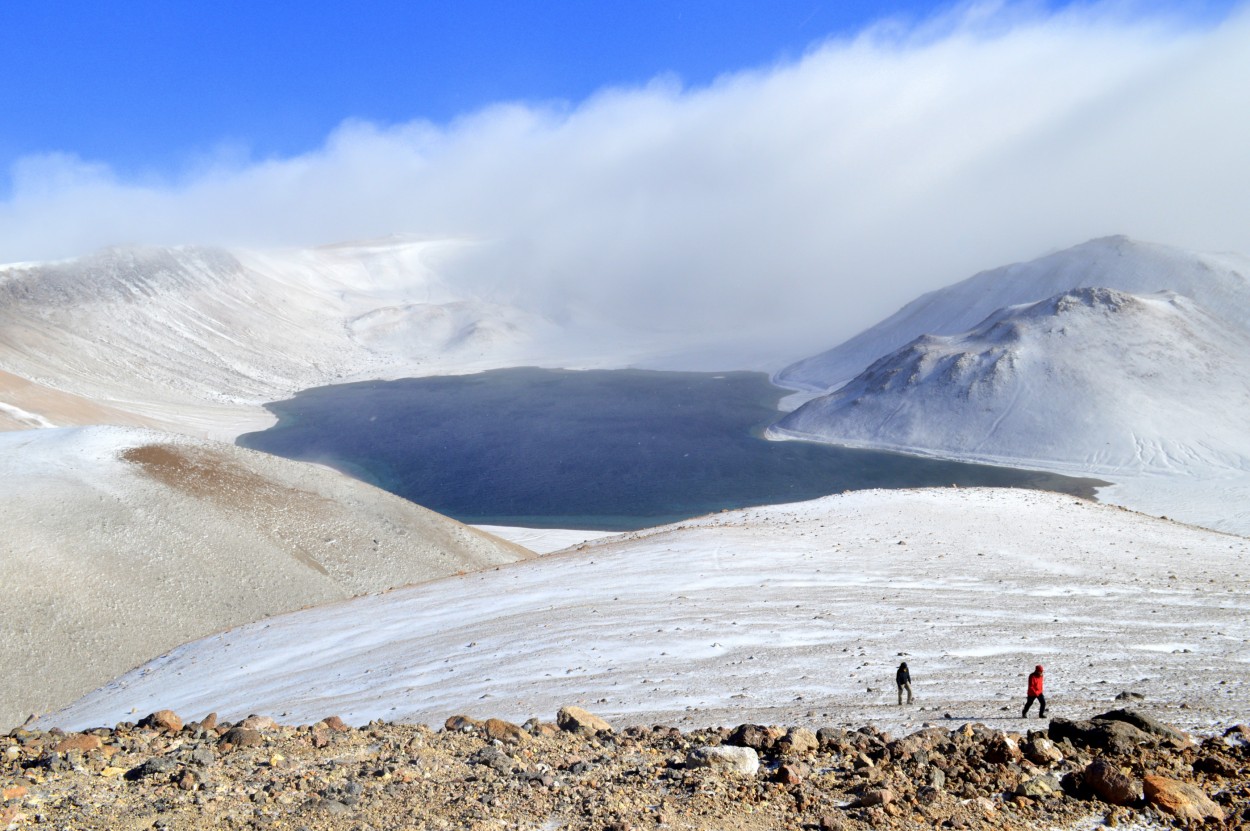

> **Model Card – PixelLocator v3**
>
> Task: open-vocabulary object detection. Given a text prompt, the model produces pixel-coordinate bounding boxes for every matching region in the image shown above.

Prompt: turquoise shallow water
[237,368,1104,530]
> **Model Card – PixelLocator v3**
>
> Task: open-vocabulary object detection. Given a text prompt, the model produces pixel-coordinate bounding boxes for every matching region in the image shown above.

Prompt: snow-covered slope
[776,236,1250,393]
[49,489,1250,736]
[0,426,531,731]
[0,238,624,439]
[770,287,1250,474]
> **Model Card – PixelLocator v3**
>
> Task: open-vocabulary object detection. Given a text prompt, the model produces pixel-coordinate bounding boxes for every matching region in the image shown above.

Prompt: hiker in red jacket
[1022,665,1046,718]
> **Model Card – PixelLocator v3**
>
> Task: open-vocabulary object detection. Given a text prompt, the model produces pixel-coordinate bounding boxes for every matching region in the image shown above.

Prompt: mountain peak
[777,236,1250,393]
[772,282,1250,475]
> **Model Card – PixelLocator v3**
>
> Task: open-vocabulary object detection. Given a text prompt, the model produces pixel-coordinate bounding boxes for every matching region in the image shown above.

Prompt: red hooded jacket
[1028,666,1044,697]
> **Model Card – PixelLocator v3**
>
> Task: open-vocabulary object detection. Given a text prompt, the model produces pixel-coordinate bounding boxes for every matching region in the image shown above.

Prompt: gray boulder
[1092,709,1190,746]
[687,745,760,776]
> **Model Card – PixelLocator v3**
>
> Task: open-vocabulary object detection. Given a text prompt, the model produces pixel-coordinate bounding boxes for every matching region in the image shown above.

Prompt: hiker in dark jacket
[896,661,913,705]
[1022,665,1046,717]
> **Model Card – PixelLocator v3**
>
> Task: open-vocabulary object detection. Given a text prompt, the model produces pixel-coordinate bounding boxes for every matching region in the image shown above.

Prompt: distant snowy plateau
[1,233,1248,735]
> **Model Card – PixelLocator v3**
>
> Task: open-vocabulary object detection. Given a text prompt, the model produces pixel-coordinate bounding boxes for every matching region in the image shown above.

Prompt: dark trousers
[1022,694,1046,717]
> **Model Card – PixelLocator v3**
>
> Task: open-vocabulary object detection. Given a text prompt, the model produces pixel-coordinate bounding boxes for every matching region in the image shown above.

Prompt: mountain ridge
[775,236,1250,393]
[771,286,1250,475]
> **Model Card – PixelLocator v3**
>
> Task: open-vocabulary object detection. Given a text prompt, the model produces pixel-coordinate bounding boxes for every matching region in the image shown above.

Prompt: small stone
[52,734,101,754]
[556,706,612,735]
[686,745,760,776]
[729,723,785,752]
[1022,736,1063,765]
[239,715,276,731]
[139,710,183,733]
[321,715,350,732]
[1015,774,1060,798]
[444,715,480,733]
[777,727,818,755]
[818,814,844,831]
[217,727,263,750]
[483,718,527,744]
[854,788,896,808]
[774,763,804,785]
[1084,760,1141,806]
[125,755,179,781]
[984,733,1022,765]
[320,799,351,816]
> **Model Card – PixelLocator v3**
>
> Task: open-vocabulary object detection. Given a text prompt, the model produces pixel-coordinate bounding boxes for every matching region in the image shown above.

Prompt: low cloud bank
[4,3,1249,350]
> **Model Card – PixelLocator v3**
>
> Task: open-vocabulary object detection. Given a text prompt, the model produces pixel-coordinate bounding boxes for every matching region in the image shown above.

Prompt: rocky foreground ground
[2,706,1247,831]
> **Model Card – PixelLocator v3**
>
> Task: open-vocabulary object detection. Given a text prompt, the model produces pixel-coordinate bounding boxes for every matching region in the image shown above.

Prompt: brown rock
[239,714,276,730]
[200,712,218,731]
[778,727,819,755]
[310,725,330,749]
[321,715,350,733]
[817,814,844,831]
[1222,724,1250,746]
[139,709,183,733]
[729,723,784,751]
[556,706,612,735]
[774,762,806,784]
[1143,775,1225,822]
[1084,760,1141,806]
[984,733,1022,765]
[444,714,481,732]
[1022,736,1063,765]
[53,734,102,754]
[483,718,527,744]
[217,727,263,751]
[855,788,896,808]
[2,785,27,801]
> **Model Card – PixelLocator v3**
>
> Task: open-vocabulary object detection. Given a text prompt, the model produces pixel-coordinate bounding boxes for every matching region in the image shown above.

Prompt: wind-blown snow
[50,489,1250,737]
[0,425,530,731]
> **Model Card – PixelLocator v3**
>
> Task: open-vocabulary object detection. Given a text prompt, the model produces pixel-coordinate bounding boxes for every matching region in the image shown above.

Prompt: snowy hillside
[771,287,1250,473]
[776,236,1250,393]
[0,426,530,731]
[50,489,1250,736]
[0,238,631,439]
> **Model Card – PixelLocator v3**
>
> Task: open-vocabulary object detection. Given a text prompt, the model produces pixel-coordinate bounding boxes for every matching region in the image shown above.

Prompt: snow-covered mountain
[776,236,1250,393]
[0,426,530,731]
[771,287,1250,474]
[49,488,1250,736]
[770,237,1250,535]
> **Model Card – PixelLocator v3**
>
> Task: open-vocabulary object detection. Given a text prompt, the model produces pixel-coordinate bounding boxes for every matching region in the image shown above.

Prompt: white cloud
[3,2,1249,354]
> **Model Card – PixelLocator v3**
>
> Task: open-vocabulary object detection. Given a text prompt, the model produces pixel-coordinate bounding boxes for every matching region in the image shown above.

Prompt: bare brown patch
[0,368,155,431]
[120,443,332,576]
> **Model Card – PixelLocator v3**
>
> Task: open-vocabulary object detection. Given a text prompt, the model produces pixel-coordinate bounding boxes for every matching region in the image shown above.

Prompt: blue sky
[1,0,1198,178]
[3,1,1249,347]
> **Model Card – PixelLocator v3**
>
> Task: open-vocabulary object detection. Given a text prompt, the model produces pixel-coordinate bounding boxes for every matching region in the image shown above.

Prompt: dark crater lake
[237,368,1105,531]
